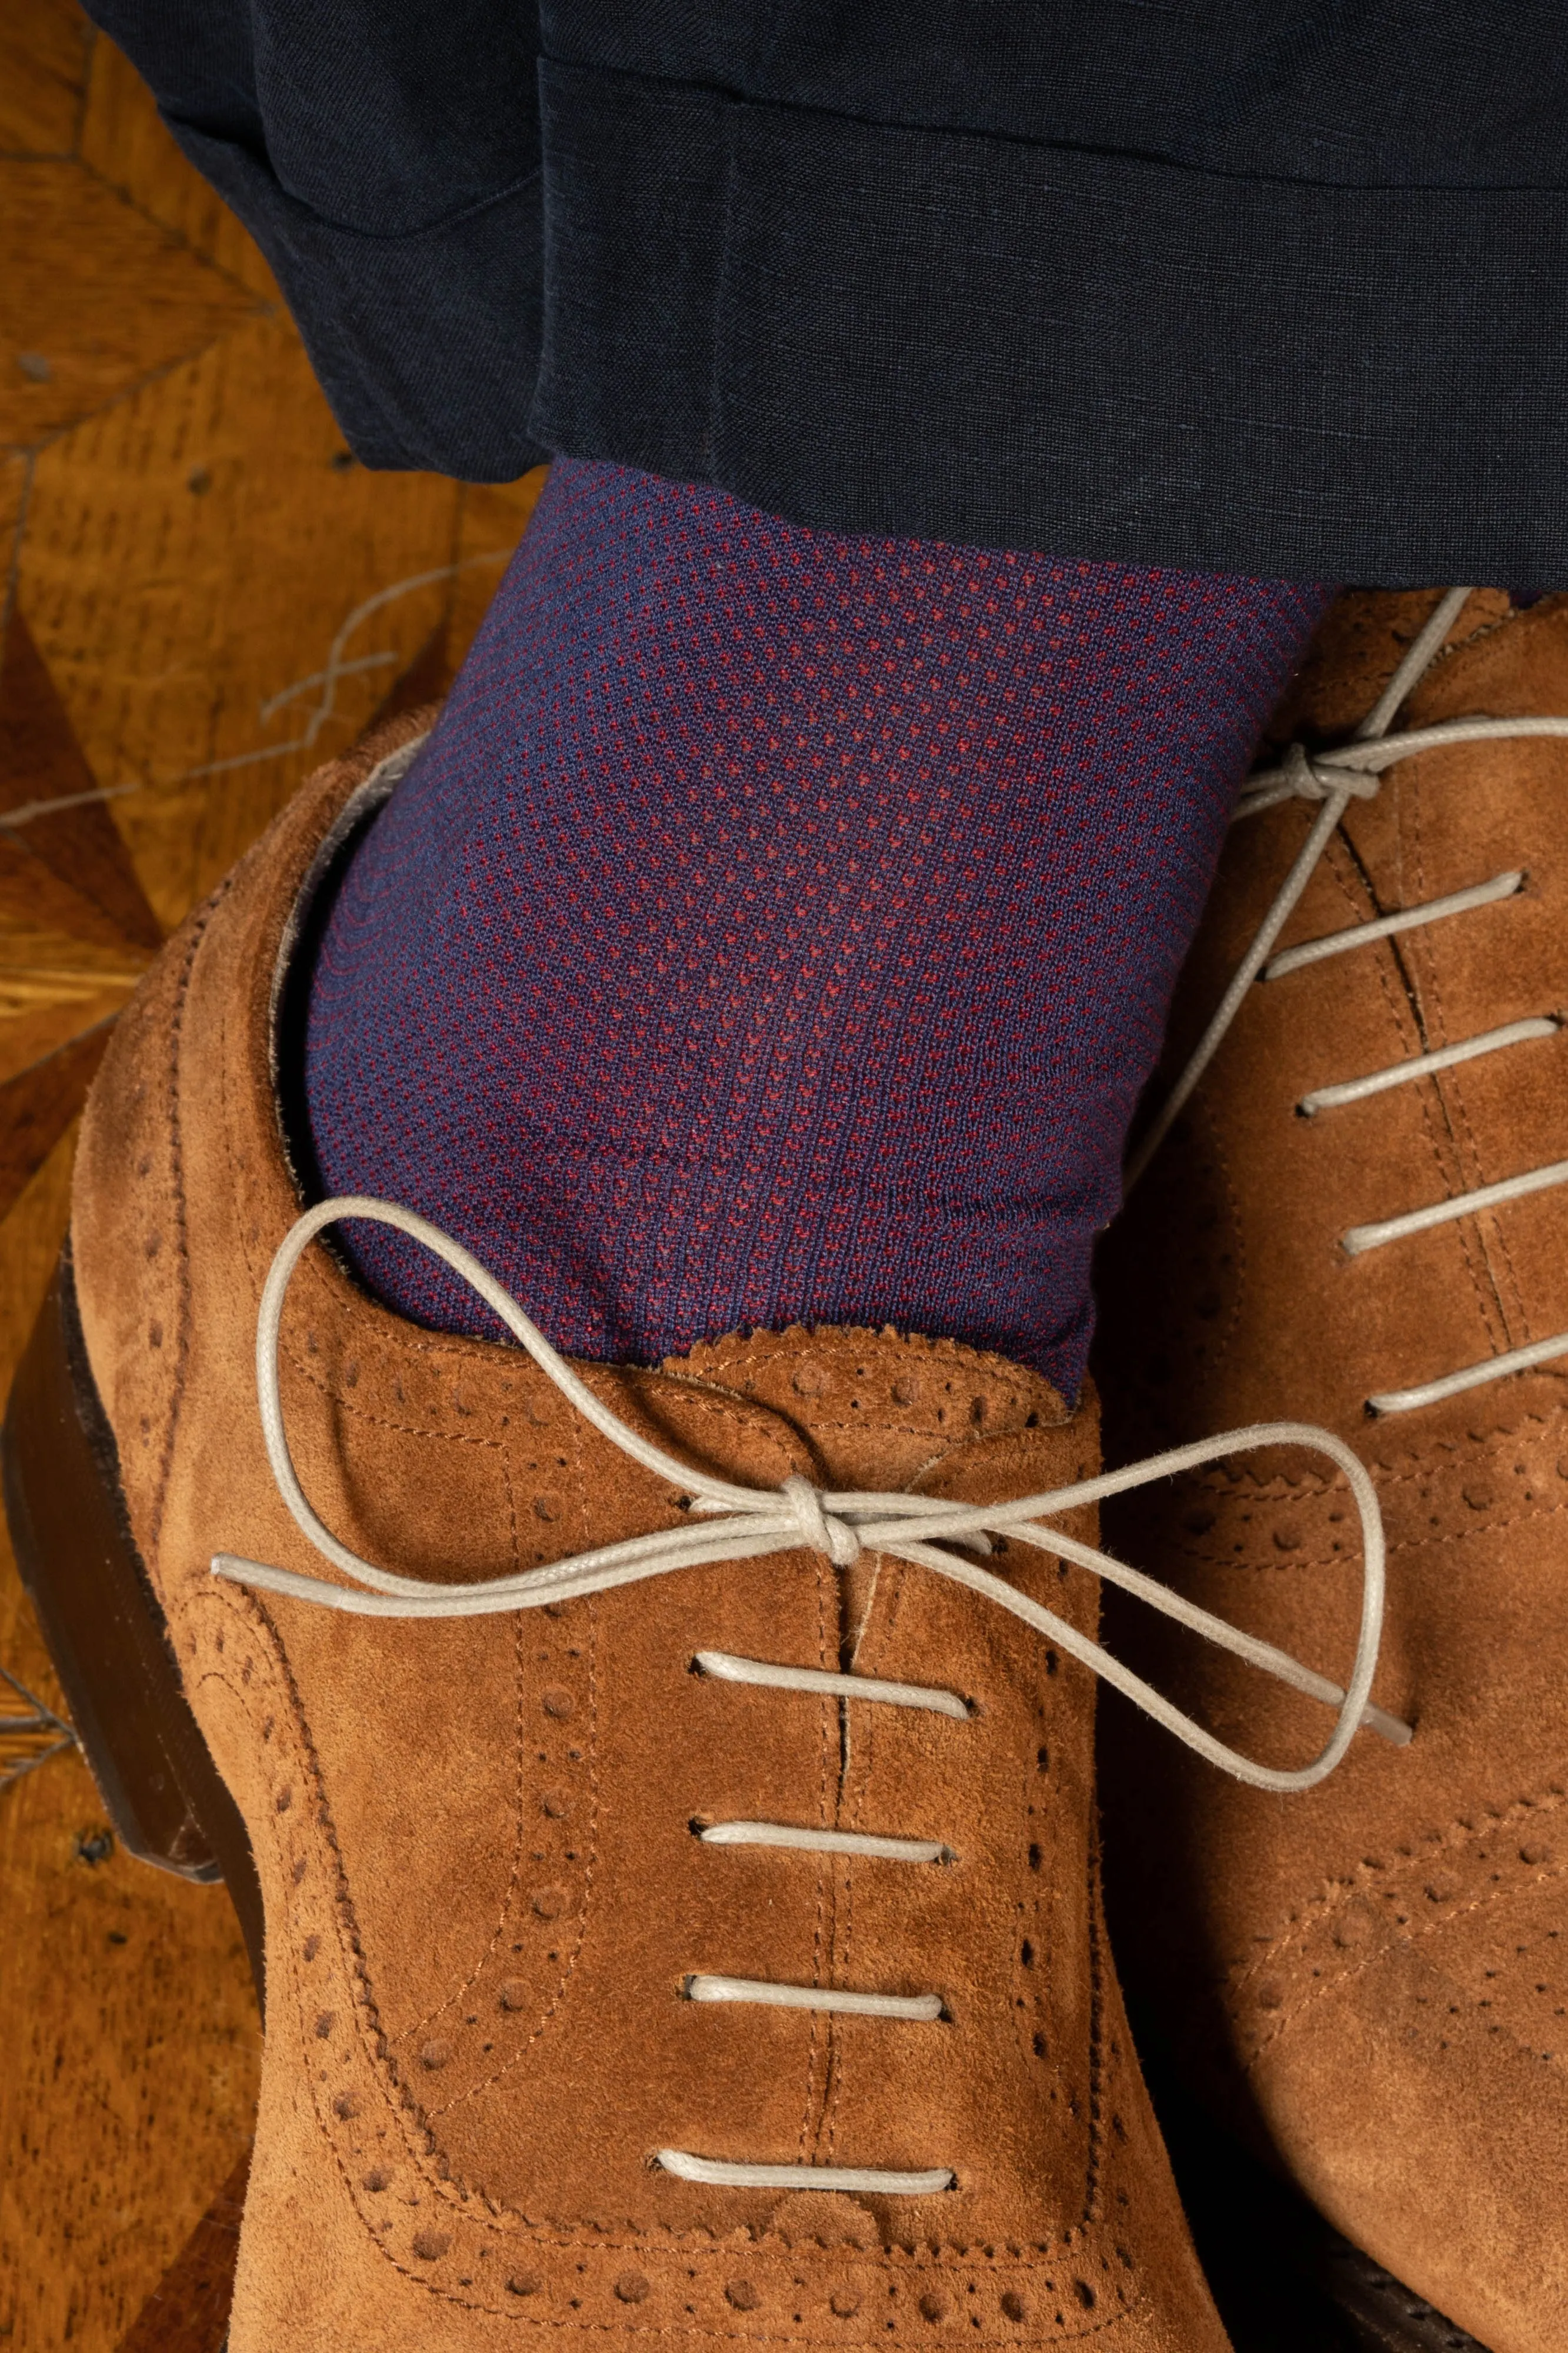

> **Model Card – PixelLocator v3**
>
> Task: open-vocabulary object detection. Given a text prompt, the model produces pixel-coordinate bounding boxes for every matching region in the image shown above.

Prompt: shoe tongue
[663,1324,1067,1492]
[658,1324,1074,1661]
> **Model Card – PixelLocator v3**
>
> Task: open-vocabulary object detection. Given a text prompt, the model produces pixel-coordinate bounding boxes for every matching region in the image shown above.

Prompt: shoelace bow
[216,1197,1410,1795]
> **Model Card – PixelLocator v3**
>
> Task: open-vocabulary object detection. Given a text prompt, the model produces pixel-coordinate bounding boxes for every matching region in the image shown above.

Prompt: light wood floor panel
[1,7,546,2344]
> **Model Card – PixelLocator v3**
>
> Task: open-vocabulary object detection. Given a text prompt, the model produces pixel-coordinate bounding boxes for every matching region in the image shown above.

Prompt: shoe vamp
[1237,1873,1568,2353]
[1100,1474,1568,2353]
[189,1392,1225,2346]
[169,1285,1159,2259]
[232,1522,1103,2235]
[1100,1491,1568,2007]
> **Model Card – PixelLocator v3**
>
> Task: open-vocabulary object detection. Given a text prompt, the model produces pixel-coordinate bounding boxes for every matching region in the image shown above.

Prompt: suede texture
[1097,589,1568,2353]
[69,719,1228,2352]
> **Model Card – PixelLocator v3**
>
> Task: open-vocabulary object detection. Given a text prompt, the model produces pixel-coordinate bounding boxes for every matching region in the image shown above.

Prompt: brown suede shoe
[3,716,1246,2351]
[1097,589,1568,2353]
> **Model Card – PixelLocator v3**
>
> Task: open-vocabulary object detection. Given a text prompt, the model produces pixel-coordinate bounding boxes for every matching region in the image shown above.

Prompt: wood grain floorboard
[0,5,546,2342]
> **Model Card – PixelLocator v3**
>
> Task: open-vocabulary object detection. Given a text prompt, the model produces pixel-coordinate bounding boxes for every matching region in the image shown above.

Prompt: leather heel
[2,1248,264,2008]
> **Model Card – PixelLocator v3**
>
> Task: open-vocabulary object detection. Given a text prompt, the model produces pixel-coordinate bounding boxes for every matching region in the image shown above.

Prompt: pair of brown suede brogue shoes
[5,588,1566,2353]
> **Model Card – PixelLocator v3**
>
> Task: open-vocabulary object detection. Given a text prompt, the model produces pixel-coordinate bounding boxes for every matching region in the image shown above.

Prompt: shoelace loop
[779,1472,862,1567]
[1259,736,1384,810]
[214,1197,1410,1796]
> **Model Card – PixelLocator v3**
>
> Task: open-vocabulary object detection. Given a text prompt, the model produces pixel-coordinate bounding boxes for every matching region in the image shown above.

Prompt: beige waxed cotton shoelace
[218,1196,1409,2195]
[1127,586,1568,1416]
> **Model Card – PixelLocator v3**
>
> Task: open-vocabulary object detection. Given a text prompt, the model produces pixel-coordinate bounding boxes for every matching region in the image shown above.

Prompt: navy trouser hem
[532,63,1567,582]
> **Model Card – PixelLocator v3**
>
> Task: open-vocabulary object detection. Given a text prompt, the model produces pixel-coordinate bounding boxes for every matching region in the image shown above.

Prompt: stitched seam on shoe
[1404,768,1537,1347]
[1232,1783,1568,1975]
[1193,1494,1568,1575]
[225,1594,544,2254]
[1318,822,1509,1356]
[679,1392,1045,1447]
[1237,1849,1568,2072]
[424,1415,812,2121]
[1226,1788,1568,2060]
[1009,1682,1050,2096]
[1418,954,1536,1351]
[263,1327,816,1491]
[271,1360,516,1451]
[1082,1824,1107,2228]
[189,1608,489,2228]
[1413,598,1519,679]
[1164,1459,1568,1572]
[148,884,229,1558]
[430,1418,605,2111]
[692,1325,1056,1385]
[803,1418,1059,2168]
[399,1477,531,2045]
[222,1272,1057,1414]
[669,1336,1061,1438]
[1176,1397,1568,1497]
[181,1621,528,2293]
[838,1556,1099,2233]
[246,1337,819,1561]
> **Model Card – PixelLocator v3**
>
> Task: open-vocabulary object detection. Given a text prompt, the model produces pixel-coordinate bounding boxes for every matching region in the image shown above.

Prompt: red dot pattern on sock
[305,460,1326,1389]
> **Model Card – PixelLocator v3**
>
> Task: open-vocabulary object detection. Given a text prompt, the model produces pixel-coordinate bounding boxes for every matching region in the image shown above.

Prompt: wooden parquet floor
[0,8,544,2344]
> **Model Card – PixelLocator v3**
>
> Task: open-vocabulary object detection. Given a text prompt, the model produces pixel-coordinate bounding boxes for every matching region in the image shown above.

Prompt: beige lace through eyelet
[1132,586,1568,1416]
